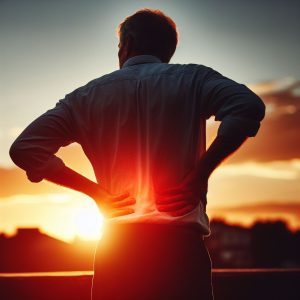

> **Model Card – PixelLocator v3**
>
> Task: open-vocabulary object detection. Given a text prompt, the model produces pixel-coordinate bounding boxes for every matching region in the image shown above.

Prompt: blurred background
[1,0,300,271]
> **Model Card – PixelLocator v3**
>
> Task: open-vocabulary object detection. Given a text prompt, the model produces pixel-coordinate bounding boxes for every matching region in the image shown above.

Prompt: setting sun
[73,204,104,241]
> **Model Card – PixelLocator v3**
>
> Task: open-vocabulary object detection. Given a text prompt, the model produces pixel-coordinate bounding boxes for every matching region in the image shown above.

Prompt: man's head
[117,9,178,68]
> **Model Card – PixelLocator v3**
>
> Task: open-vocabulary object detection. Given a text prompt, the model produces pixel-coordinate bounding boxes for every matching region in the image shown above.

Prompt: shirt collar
[122,55,162,69]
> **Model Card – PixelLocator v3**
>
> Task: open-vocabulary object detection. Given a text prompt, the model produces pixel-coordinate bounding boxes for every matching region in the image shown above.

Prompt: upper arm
[199,68,265,138]
[9,98,76,182]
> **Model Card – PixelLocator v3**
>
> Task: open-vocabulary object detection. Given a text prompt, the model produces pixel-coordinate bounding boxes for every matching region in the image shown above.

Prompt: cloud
[220,159,300,180]
[247,77,298,96]
[212,201,300,213]
[208,201,300,230]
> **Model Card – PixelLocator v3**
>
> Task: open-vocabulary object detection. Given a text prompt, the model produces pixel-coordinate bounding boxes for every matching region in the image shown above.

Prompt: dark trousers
[92,222,213,300]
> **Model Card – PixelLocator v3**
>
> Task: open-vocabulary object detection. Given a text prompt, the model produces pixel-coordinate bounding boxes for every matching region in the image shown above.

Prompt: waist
[100,222,207,251]
[104,202,211,236]
[104,221,204,236]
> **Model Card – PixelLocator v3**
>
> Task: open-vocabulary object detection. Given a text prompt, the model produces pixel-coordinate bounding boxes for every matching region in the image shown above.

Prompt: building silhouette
[1,220,300,272]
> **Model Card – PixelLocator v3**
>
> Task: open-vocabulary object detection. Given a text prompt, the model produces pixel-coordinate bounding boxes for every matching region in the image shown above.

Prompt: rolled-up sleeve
[200,68,266,138]
[9,98,75,182]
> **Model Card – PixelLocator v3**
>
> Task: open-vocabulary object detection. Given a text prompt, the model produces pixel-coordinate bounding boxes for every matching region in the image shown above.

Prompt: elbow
[245,96,266,137]
[9,139,30,171]
[254,95,266,121]
[10,141,64,183]
[9,140,22,167]
[243,94,266,122]
[9,141,43,183]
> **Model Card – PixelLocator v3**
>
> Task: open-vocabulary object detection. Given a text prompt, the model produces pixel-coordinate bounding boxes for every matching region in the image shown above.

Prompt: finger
[111,197,136,208]
[109,207,135,218]
[111,192,130,202]
[164,204,197,217]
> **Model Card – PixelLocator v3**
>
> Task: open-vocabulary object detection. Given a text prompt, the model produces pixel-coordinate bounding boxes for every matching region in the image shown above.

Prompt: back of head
[118,9,178,63]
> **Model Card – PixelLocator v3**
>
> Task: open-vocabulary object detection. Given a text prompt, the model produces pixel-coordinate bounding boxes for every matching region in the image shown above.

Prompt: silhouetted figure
[10,8,265,300]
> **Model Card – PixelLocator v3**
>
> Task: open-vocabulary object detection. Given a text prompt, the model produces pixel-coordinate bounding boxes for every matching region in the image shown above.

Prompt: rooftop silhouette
[1,219,300,273]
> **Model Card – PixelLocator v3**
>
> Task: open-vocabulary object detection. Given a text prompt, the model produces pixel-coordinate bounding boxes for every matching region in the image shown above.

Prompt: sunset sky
[1,0,300,242]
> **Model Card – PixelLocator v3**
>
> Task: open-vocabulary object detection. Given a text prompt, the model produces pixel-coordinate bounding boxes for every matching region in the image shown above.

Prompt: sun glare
[74,205,104,241]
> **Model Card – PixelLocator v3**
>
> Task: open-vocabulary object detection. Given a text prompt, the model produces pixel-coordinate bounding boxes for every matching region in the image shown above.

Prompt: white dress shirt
[10,55,265,235]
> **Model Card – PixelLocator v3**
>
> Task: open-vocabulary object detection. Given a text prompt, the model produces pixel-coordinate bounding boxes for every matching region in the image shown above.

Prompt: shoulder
[161,63,217,81]
[157,62,212,74]
[69,69,127,97]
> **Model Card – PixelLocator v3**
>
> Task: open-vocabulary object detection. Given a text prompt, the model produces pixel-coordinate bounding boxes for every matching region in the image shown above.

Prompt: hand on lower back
[155,168,208,217]
[92,188,136,218]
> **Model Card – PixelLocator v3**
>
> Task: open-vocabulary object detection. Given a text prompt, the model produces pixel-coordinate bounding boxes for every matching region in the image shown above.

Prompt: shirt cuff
[217,116,261,139]
[26,156,66,183]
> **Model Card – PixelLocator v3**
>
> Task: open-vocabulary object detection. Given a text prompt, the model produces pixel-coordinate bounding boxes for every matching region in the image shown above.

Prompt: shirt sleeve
[200,68,266,139]
[9,98,76,182]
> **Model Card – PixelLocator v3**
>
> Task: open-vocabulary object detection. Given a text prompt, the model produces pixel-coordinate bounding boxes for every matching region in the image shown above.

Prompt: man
[10,8,265,300]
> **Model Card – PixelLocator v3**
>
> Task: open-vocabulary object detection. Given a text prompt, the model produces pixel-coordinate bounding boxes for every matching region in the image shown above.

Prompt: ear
[123,34,134,56]
[118,34,136,68]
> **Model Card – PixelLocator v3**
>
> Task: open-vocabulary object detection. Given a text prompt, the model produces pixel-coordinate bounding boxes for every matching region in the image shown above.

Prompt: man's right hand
[92,187,136,218]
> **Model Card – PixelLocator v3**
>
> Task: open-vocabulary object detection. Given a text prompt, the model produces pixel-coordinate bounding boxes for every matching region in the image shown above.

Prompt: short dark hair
[118,9,178,63]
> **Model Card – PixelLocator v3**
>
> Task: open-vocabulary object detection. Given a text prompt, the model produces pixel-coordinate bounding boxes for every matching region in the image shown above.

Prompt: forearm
[44,165,100,199]
[44,165,135,217]
[197,134,247,180]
